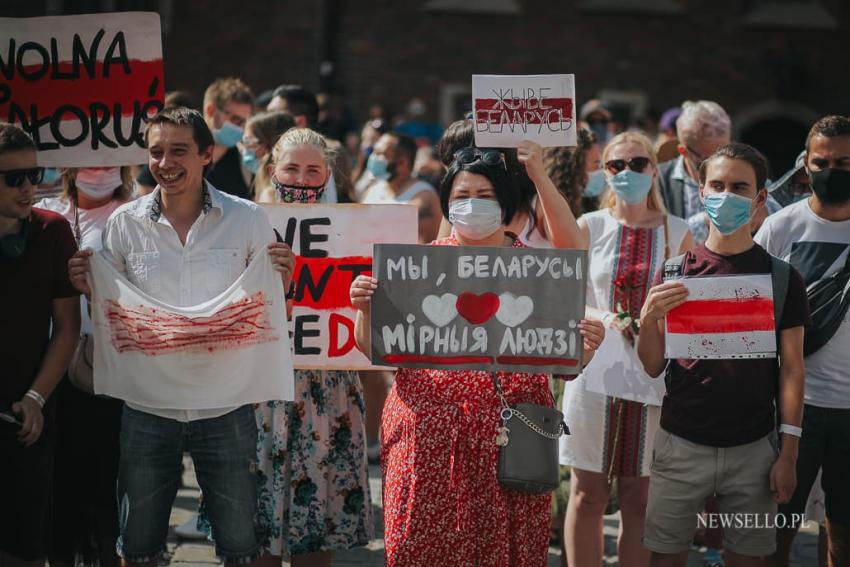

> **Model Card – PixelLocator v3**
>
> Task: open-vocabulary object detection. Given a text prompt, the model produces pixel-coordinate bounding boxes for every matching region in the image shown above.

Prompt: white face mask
[75,167,122,199]
[448,198,503,241]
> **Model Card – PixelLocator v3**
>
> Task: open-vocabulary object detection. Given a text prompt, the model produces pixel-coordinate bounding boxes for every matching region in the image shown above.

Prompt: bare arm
[350,276,377,358]
[412,191,442,244]
[519,140,586,250]
[770,325,805,503]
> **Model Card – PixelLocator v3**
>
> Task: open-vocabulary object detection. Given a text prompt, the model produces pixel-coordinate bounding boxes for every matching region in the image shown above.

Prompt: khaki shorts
[643,428,778,557]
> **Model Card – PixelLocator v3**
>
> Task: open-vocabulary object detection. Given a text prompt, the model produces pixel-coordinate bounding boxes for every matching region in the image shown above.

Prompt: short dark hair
[144,107,215,154]
[439,159,519,226]
[806,115,850,152]
[164,90,198,110]
[271,85,319,127]
[437,119,474,166]
[699,142,769,190]
[387,131,417,169]
[0,123,36,155]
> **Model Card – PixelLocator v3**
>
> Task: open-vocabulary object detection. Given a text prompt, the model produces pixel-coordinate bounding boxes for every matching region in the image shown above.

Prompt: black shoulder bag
[804,249,850,356]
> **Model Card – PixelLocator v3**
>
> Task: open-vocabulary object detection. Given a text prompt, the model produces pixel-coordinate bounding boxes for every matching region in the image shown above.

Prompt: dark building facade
[3,0,847,173]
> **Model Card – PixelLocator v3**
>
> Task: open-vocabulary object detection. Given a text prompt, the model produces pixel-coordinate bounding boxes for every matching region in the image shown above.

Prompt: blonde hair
[270,127,335,170]
[62,167,133,203]
[601,131,667,213]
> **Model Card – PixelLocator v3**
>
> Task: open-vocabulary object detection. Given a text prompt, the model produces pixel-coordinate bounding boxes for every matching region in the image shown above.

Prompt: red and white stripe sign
[665,275,777,359]
[0,12,164,167]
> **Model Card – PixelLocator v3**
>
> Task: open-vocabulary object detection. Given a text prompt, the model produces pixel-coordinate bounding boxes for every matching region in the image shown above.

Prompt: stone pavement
[166,457,819,566]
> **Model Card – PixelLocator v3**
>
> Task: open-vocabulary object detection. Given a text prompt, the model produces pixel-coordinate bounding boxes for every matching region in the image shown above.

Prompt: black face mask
[810,168,850,205]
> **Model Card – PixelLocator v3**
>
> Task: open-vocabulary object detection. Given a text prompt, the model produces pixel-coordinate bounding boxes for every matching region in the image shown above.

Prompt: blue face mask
[367,153,390,180]
[608,170,653,204]
[584,169,607,198]
[213,121,243,148]
[241,148,260,175]
[703,192,754,235]
[41,167,61,185]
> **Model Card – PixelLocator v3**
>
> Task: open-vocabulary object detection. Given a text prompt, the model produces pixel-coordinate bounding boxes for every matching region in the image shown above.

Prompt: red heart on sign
[456,292,501,325]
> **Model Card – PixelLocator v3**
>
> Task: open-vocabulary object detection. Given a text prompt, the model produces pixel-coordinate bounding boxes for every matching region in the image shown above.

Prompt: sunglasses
[0,167,44,188]
[453,147,506,169]
[605,157,651,174]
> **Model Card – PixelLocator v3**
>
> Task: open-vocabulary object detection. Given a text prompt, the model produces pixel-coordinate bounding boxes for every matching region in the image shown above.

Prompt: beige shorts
[643,428,778,557]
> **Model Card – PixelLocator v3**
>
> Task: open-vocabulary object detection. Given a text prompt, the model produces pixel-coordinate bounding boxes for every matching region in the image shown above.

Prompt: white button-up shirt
[101,182,276,421]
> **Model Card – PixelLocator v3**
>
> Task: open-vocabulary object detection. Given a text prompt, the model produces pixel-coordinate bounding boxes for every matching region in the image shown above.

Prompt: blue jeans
[116,405,260,564]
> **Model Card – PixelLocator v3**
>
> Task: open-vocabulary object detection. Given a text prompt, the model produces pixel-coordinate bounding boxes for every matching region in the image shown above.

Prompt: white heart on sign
[421,293,458,327]
[495,292,534,327]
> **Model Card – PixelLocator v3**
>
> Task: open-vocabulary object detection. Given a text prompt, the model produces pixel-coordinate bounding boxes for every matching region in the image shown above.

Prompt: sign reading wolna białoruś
[371,244,587,374]
[472,74,576,148]
[0,12,165,167]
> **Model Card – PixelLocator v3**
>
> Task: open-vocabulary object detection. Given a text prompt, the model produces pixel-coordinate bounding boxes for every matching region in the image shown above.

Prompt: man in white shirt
[68,107,294,567]
[757,116,850,567]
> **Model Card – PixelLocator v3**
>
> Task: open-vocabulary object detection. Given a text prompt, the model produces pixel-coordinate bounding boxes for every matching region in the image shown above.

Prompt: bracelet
[779,424,802,438]
[25,389,45,408]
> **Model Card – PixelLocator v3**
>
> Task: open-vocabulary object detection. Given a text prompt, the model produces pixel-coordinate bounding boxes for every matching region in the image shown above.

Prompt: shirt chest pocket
[126,252,162,294]
[205,248,243,296]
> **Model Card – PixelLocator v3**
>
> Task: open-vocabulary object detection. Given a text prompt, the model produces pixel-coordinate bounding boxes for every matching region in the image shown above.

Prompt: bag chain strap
[492,373,564,439]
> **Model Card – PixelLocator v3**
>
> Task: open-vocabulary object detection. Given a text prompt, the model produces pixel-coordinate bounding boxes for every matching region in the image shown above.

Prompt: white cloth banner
[91,249,294,408]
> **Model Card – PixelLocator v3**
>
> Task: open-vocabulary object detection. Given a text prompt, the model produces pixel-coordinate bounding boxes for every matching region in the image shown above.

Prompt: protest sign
[263,203,418,370]
[91,249,295,408]
[584,331,665,406]
[665,274,777,359]
[472,74,576,148]
[371,244,587,374]
[0,12,165,167]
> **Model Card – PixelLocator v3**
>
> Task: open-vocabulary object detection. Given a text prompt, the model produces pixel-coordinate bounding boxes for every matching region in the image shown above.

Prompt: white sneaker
[174,514,206,540]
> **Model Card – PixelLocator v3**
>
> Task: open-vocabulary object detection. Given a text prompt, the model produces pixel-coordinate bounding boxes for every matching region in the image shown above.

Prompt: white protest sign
[584,330,665,406]
[262,203,418,370]
[0,12,165,167]
[665,275,777,360]
[472,74,576,148]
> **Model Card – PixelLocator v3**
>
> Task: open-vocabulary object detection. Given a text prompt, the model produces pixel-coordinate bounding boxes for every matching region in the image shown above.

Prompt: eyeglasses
[0,167,44,188]
[605,157,651,174]
[453,147,506,169]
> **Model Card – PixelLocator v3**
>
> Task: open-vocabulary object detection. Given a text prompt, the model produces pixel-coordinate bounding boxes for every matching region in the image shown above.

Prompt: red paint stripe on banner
[292,256,372,310]
[474,97,573,125]
[495,356,580,366]
[667,298,775,334]
[382,354,494,365]
[0,59,165,119]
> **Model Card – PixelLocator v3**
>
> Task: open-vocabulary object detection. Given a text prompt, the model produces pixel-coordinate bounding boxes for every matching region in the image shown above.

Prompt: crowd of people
[1,72,849,567]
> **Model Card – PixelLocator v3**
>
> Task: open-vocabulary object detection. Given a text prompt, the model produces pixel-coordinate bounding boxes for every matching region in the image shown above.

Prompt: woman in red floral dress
[350,144,604,566]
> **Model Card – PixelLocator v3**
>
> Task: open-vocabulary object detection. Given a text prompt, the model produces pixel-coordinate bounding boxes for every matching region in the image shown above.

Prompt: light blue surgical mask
[367,153,390,180]
[241,147,260,175]
[213,121,243,148]
[42,167,61,185]
[703,192,754,235]
[609,170,652,204]
[584,169,607,198]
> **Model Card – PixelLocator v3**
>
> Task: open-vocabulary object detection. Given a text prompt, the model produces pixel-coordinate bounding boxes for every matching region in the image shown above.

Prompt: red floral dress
[381,236,552,567]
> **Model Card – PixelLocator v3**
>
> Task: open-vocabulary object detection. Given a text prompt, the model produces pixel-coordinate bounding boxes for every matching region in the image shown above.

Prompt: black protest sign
[0,12,164,167]
[371,244,587,374]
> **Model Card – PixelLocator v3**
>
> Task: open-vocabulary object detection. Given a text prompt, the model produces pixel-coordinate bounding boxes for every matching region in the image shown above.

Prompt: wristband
[25,389,45,408]
[779,424,802,438]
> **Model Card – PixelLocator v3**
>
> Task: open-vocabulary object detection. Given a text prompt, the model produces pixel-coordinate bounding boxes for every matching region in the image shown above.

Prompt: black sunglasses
[605,157,651,174]
[453,147,506,169]
[0,167,44,188]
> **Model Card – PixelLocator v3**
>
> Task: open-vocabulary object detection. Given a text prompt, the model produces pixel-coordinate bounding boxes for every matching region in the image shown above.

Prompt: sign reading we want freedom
[371,244,588,374]
[0,12,165,167]
[263,204,418,370]
[472,74,577,148]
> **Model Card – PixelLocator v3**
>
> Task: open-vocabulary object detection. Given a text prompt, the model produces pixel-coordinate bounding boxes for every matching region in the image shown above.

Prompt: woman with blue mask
[241,111,295,203]
[560,132,693,567]
[348,151,605,567]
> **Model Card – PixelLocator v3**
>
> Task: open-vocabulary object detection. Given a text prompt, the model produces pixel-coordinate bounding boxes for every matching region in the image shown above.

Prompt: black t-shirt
[655,243,810,447]
[136,146,251,200]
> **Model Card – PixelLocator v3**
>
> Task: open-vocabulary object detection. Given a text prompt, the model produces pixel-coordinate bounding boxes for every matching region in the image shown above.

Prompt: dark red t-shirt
[1,208,78,406]
[654,243,809,448]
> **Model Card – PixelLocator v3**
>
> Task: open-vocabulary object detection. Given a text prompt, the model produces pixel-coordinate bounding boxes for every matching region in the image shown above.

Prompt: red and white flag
[665,274,776,359]
[0,12,164,167]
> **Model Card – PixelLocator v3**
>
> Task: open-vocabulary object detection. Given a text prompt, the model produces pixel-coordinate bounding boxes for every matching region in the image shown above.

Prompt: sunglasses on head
[0,167,44,188]
[605,157,651,174]
[453,147,506,169]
